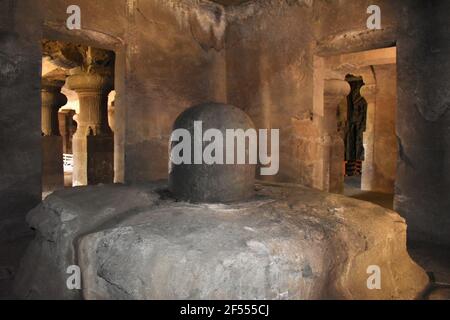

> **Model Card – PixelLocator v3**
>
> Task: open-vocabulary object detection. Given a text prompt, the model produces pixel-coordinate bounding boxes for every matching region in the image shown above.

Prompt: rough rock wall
[122,0,227,182]
[314,0,449,245]
[395,0,450,246]
[2,0,449,249]
[225,0,450,246]
[0,0,43,242]
[224,0,403,187]
[312,0,401,55]
[0,0,228,238]
[226,0,318,185]
[41,0,127,43]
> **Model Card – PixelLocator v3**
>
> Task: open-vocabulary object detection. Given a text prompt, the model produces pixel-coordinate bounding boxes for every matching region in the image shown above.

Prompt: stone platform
[14,181,428,299]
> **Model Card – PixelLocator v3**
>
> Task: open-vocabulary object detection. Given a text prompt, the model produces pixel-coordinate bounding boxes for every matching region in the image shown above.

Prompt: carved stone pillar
[360,84,377,191]
[66,71,114,186]
[41,79,67,193]
[322,79,351,193]
[58,110,76,154]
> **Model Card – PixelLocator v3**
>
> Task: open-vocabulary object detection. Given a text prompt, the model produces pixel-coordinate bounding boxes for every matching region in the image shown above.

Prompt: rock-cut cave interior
[0,0,449,301]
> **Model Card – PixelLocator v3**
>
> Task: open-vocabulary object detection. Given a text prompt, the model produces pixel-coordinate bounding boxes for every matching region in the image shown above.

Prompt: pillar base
[73,134,114,186]
[87,134,114,185]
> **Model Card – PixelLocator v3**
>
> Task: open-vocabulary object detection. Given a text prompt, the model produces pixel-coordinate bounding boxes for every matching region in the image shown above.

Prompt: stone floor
[344,176,394,210]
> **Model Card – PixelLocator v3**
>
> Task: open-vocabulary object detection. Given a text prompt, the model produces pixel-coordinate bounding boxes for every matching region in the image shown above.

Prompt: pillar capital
[66,70,113,95]
[66,70,113,137]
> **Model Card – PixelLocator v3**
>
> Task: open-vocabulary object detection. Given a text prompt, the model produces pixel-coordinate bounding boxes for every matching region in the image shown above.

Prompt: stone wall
[42,0,227,182]
[395,0,450,246]
[122,0,227,182]
[226,0,450,246]
[226,1,318,185]
[312,0,449,245]
[2,0,449,247]
[313,0,401,55]
[0,0,228,238]
[224,0,403,188]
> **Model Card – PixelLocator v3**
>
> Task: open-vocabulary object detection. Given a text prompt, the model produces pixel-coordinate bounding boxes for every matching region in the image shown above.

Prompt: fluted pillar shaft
[322,79,351,193]
[66,71,113,186]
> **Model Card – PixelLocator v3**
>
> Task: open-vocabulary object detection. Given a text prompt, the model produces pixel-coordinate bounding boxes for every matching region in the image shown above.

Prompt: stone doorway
[317,47,398,210]
[341,67,398,210]
[41,40,116,194]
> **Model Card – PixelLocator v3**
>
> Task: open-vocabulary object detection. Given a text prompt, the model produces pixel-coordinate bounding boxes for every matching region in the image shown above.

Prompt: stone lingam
[14,103,428,300]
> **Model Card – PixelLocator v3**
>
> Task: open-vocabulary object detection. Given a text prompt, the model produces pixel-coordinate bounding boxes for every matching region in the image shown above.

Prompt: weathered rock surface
[13,184,160,299]
[15,181,428,300]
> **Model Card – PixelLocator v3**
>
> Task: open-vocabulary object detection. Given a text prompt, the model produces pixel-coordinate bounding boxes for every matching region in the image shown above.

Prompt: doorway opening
[41,39,116,196]
[341,66,398,211]
[318,46,398,210]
